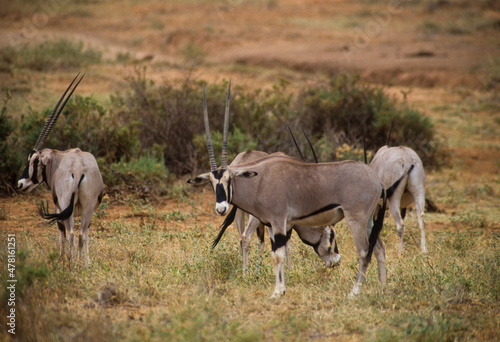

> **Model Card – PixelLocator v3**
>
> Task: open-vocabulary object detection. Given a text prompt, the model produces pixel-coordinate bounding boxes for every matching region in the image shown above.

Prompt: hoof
[270,291,285,300]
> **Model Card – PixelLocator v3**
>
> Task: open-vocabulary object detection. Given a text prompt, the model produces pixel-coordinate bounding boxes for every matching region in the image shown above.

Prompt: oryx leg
[57,221,66,259]
[240,214,261,275]
[404,182,427,253]
[388,183,407,257]
[345,212,375,297]
[256,222,265,252]
[79,208,94,266]
[373,237,387,290]
[67,216,75,264]
[269,220,289,299]
[411,191,427,253]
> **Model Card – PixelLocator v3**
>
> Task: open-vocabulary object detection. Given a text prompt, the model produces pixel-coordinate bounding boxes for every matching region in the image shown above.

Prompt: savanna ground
[1,0,499,341]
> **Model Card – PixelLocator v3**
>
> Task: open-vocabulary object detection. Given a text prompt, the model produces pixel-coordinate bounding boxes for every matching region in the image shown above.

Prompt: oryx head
[18,73,84,192]
[188,83,257,215]
[317,226,341,267]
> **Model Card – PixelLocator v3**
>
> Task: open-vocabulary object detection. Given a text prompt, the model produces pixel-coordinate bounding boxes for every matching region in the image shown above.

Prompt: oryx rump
[370,145,427,255]
[18,74,104,266]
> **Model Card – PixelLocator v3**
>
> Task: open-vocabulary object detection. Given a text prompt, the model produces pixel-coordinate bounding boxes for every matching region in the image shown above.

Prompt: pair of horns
[287,125,319,164]
[203,81,231,172]
[33,73,85,151]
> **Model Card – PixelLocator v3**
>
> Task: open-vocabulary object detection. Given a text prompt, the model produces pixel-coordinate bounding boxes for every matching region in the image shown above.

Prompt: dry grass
[1,183,499,341]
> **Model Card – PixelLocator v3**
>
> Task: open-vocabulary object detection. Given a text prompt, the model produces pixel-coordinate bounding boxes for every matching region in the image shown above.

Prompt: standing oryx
[188,85,410,298]
[370,145,427,255]
[18,74,104,266]
[212,150,341,275]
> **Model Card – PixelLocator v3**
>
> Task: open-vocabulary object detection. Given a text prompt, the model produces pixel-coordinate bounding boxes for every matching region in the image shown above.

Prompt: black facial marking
[226,177,232,203]
[20,163,30,181]
[42,165,47,185]
[294,204,340,221]
[31,157,40,184]
[215,184,227,203]
[271,233,290,251]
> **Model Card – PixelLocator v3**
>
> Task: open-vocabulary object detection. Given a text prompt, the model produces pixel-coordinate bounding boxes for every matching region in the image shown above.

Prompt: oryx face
[211,169,232,215]
[317,226,341,267]
[18,151,45,192]
[189,168,257,216]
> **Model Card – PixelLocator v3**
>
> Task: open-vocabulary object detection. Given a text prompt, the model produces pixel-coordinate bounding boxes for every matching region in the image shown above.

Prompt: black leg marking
[215,184,227,203]
[271,233,290,252]
[401,207,407,220]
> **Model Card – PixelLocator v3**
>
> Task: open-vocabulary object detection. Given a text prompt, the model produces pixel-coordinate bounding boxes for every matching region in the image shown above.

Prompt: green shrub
[0,38,102,72]
[295,74,442,167]
[0,89,25,195]
[100,153,171,196]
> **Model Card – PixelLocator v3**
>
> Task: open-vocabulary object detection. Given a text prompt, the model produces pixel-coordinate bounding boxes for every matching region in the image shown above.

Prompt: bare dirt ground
[0,0,499,231]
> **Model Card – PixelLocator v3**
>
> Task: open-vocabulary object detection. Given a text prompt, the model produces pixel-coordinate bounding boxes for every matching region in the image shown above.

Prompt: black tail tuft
[212,206,238,249]
[367,189,387,263]
[39,193,75,224]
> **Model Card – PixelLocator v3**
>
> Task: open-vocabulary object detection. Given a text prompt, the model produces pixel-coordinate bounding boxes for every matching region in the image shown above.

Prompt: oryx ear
[233,170,258,178]
[39,150,52,166]
[187,172,211,185]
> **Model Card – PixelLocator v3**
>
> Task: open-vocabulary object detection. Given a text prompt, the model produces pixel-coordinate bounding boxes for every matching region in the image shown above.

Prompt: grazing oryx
[18,74,104,266]
[370,145,427,255]
[212,150,341,275]
[188,85,410,298]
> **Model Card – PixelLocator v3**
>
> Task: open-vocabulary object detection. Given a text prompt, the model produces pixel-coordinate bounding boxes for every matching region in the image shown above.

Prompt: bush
[294,74,442,166]
[0,38,102,72]
[109,71,442,176]
[0,89,25,195]
[2,72,443,196]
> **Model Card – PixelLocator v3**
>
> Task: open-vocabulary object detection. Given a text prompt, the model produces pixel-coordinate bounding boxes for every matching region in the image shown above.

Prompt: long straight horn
[386,121,393,147]
[34,73,85,151]
[203,86,217,172]
[220,81,231,170]
[362,125,367,164]
[287,125,305,161]
[301,127,319,163]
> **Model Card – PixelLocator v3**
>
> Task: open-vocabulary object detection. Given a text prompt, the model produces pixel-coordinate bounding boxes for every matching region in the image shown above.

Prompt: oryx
[188,85,409,297]
[211,150,341,275]
[18,74,104,266]
[370,145,427,255]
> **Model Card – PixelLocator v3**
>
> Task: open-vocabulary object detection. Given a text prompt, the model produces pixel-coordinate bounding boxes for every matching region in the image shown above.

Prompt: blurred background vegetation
[0,39,444,196]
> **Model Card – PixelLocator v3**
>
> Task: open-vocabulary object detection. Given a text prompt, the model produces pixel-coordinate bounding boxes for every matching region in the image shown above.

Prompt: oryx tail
[367,189,386,263]
[40,193,76,224]
[39,173,85,224]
